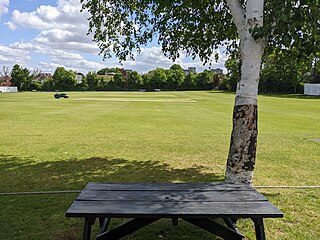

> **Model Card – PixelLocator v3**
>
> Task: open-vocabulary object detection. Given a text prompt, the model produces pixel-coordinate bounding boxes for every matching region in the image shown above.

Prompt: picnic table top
[66,182,283,219]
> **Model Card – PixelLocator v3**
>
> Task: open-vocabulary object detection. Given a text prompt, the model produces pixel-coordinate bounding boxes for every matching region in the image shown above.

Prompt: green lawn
[0,91,319,240]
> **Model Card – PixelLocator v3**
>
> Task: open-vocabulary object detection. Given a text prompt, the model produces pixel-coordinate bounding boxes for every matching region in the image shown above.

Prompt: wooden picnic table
[66,182,283,240]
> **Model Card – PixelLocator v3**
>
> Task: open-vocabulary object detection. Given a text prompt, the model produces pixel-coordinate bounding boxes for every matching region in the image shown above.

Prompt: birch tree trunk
[225,0,265,185]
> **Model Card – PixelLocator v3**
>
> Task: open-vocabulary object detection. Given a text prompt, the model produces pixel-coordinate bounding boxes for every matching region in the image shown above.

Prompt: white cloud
[0,0,9,19]
[37,5,60,21]
[6,0,85,30]
[0,44,31,66]
[4,0,104,73]
[37,56,106,74]
[122,47,227,73]
[7,10,48,30]
[9,41,106,73]
[37,62,61,73]
[4,0,227,74]
[123,47,183,71]
[33,28,98,53]
[9,41,42,51]
[47,49,106,72]
[5,21,16,30]
[6,0,96,53]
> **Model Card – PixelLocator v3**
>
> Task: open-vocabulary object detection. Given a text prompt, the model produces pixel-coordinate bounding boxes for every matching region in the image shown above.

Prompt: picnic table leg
[171,218,178,226]
[83,217,96,240]
[183,218,244,240]
[97,218,160,240]
[99,218,111,234]
[223,218,241,234]
[252,218,266,240]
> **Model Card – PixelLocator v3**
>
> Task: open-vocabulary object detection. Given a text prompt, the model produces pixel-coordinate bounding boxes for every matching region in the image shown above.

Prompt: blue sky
[0,0,227,74]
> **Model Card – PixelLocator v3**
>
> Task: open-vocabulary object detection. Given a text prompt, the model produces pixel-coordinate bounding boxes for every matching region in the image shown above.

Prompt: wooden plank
[76,189,267,202]
[85,182,254,191]
[66,183,283,239]
[66,200,283,218]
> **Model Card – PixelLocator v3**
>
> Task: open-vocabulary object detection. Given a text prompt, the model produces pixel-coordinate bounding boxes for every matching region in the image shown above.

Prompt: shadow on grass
[0,154,224,192]
[0,154,225,240]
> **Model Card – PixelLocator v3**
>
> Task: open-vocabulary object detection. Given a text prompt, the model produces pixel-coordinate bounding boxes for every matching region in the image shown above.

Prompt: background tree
[0,66,10,78]
[28,69,42,91]
[260,51,310,93]
[309,57,320,83]
[81,0,320,184]
[146,68,168,90]
[11,64,32,91]
[141,73,151,90]
[10,64,23,89]
[0,66,10,85]
[212,72,224,90]
[52,67,76,91]
[182,73,197,90]
[166,64,185,89]
[31,69,40,79]
[224,56,240,91]
[86,72,100,90]
[195,70,214,90]
[41,78,54,91]
[97,67,117,75]
[112,72,126,89]
[225,49,312,94]
[128,71,143,89]
[28,81,42,91]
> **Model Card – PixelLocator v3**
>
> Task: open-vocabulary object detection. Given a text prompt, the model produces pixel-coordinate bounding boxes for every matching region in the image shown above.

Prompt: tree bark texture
[225,104,257,185]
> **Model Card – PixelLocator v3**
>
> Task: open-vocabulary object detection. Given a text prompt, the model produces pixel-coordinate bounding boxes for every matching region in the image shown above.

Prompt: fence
[304,83,320,95]
[0,86,18,92]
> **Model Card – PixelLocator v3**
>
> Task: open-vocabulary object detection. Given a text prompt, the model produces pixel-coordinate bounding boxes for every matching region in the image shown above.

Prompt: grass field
[0,91,319,240]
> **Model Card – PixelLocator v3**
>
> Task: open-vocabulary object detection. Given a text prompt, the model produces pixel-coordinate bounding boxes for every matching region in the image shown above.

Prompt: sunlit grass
[0,91,319,239]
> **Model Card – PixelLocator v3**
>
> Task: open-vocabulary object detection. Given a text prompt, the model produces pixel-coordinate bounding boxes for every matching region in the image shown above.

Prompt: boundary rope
[0,186,319,196]
[255,185,320,189]
[0,190,81,196]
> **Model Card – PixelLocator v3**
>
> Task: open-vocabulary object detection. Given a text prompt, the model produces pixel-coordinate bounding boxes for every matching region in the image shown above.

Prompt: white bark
[225,0,265,185]
[236,0,264,106]
[225,0,246,38]
[226,0,264,106]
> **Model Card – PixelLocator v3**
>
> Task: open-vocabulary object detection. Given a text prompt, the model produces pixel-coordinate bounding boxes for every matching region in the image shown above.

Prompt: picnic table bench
[66,182,283,240]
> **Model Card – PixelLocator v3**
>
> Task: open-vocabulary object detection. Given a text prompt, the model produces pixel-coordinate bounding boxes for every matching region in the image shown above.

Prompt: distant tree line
[1,64,224,92]
[223,51,320,94]
[1,58,319,93]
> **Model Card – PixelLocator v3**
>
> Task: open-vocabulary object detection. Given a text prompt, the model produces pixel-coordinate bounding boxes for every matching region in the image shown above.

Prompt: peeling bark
[225,104,257,185]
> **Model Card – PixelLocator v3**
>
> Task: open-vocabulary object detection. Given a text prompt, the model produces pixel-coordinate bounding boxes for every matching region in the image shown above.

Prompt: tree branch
[226,0,246,39]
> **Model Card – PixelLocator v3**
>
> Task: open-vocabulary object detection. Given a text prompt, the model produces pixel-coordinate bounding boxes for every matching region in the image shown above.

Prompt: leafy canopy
[81,0,320,64]
[81,0,236,63]
[11,64,32,91]
[52,67,76,91]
